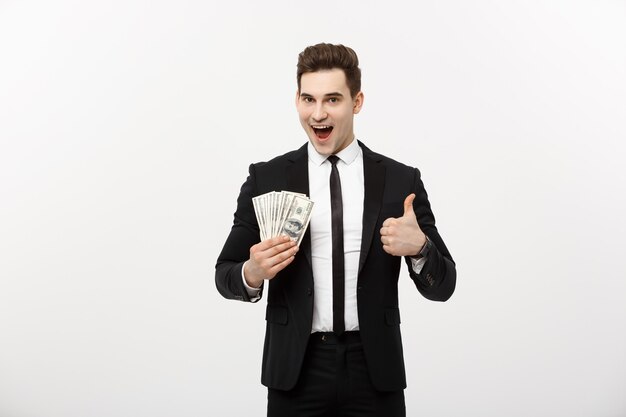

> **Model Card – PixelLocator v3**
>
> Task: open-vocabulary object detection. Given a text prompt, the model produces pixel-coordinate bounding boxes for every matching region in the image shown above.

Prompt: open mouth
[312,125,333,140]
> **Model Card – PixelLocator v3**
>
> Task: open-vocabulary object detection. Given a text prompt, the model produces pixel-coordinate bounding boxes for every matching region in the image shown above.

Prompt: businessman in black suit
[216,43,456,417]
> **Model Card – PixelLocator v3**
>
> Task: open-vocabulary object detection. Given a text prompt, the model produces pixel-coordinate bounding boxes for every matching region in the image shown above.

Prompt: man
[216,43,456,417]
[283,218,303,239]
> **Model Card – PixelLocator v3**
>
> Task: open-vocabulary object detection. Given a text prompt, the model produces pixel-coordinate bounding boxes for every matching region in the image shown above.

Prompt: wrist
[245,277,263,289]
[412,235,432,259]
[243,261,263,288]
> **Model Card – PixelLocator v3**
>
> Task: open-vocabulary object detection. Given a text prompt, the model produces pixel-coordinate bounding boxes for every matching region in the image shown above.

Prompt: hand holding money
[244,236,299,287]
[244,191,314,287]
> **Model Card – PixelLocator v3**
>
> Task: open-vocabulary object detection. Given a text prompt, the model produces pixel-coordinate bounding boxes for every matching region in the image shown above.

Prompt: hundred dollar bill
[278,195,314,246]
[252,194,268,241]
[267,191,278,239]
[277,193,295,237]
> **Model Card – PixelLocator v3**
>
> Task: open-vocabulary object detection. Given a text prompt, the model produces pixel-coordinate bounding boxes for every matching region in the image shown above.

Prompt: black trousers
[267,332,405,417]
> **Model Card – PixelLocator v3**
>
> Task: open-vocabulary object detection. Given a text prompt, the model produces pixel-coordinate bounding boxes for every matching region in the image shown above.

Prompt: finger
[256,248,297,273]
[268,235,292,247]
[255,244,296,272]
[264,239,297,257]
[380,235,391,246]
[268,249,298,274]
[403,193,416,217]
[250,239,295,266]
[269,256,294,275]
[257,235,292,251]
[382,218,395,228]
[383,244,402,257]
[270,241,298,259]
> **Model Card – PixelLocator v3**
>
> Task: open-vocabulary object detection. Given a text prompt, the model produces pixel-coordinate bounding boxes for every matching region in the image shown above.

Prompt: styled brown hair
[297,43,361,98]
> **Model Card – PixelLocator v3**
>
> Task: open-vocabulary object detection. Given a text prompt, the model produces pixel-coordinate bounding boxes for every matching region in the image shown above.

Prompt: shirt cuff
[410,256,427,274]
[241,260,262,301]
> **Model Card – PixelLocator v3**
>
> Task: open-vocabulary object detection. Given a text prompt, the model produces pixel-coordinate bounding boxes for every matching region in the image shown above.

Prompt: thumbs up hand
[380,193,427,257]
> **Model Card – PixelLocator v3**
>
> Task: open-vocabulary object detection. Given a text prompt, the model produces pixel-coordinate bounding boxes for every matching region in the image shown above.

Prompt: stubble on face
[296,69,363,156]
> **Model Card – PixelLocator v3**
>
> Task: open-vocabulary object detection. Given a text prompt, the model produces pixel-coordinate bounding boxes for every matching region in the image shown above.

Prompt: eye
[329,97,338,103]
[302,96,313,103]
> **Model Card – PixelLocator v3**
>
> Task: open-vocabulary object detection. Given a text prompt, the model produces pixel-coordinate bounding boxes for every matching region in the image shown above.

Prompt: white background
[1,1,625,416]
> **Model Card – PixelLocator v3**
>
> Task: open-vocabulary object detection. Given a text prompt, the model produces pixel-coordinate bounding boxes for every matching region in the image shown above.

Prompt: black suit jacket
[216,141,456,392]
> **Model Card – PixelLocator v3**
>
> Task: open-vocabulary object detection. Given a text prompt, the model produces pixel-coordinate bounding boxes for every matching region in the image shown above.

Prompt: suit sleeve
[404,168,456,301]
[215,164,264,302]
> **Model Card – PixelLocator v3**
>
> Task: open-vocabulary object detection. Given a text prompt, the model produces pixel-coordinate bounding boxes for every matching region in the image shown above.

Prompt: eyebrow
[300,92,345,98]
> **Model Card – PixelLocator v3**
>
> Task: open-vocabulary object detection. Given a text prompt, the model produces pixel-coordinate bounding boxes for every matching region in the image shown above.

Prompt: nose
[312,103,327,122]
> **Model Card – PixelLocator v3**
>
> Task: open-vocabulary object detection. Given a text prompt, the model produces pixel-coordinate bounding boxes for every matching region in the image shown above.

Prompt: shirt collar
[307,138,361,167]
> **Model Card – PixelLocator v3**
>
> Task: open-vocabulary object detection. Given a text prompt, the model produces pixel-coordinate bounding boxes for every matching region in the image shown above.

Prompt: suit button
[307,288,313,296]
[357,286,363,291]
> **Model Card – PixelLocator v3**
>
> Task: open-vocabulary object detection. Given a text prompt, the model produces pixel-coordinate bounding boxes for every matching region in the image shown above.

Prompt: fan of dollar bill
[252,191,314,246]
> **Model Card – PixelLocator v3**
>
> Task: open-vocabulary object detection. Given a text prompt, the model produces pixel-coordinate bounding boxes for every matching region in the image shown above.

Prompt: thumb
[403,193,416,218]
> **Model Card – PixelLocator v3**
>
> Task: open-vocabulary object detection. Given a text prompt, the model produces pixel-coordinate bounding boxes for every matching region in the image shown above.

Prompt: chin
[310,140,333,155]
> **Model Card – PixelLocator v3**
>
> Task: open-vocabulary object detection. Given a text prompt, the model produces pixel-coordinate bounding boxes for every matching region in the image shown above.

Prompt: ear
[353,91,364,114]
[295,90,300,107]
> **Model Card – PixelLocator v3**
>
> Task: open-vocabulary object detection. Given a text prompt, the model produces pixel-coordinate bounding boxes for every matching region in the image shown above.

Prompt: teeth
[312,125,332,129]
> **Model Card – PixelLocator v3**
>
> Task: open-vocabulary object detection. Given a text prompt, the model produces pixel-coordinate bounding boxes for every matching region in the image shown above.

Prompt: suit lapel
[358,142,385,275]
[286,144,313,269]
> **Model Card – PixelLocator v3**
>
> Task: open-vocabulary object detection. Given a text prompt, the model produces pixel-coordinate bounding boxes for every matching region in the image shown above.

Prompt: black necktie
[327,155,345,336]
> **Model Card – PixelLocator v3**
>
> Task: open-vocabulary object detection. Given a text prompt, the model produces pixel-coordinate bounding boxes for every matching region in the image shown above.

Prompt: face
[296,69,364,156]
[284,220,301,237]
[285,220,299,233]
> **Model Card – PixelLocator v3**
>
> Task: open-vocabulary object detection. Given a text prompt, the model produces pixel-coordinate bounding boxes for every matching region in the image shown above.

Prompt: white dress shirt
[242,139,426,332]
[308,139,364,332]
